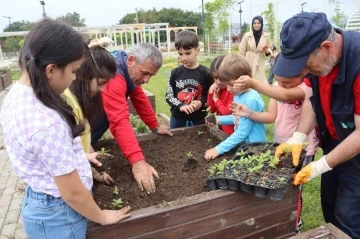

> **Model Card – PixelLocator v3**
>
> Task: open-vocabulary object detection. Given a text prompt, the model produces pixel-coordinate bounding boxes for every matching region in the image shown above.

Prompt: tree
[3,20,34,32]
[331,1,345,27]
[56,12,86,27]
[261,2,276,42]
[204,0,235,35]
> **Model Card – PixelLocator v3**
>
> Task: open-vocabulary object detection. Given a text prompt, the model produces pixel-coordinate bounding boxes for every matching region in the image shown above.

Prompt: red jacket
[102,73,159,164]
[207,89,234,135]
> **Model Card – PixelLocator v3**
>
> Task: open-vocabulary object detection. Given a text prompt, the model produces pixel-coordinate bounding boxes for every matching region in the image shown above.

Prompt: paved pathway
[0,86,28,239]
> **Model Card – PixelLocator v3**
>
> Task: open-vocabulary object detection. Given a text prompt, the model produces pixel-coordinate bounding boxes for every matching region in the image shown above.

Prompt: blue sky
[0,0,359,32]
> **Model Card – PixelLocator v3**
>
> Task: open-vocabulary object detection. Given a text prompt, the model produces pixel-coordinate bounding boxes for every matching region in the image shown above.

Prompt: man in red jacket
[92,43,172,194]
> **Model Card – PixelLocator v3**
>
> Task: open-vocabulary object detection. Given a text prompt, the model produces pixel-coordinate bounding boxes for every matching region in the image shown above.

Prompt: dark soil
[92,130,235,210]
[205,114,217,124]
[183,157,198,171]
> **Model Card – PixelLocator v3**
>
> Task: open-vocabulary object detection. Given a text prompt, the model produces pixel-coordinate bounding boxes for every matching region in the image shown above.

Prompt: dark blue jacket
[309,30,360,156]
[110,50,136,97]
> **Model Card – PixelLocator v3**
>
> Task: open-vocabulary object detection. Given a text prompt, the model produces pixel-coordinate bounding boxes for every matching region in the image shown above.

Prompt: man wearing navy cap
[274,12,360,238]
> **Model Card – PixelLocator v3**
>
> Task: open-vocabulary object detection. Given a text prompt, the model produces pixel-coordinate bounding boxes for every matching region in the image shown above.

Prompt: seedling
[112,198,123,208]
[186,151,194,158]
[207,138,211,143]
[233,169,239,177]
[136,121,148,133]
[197,130,204,135]
[100,147,110,155]
[248,164,263,174]
[113,186,119,195]
[268,156,280,168]
[283,145,291,153]
[130,114,139,127]
[203,107,217,124]
[278,177,287,183]
[236,150,246,157]
[208,164,218,176]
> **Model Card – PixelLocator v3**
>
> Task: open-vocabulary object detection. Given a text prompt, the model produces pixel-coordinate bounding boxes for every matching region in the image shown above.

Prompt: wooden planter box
[289,223,351,239]
[0,69,12,90]
[127,89,155,116]
[87,125,299,239]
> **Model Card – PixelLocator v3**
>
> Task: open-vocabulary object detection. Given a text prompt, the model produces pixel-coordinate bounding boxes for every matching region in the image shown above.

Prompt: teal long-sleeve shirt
[215,90,267,155]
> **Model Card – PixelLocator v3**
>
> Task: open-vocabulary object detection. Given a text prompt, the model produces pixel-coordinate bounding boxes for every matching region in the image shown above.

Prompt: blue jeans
[170,115,205,129]
[22,186,88,239]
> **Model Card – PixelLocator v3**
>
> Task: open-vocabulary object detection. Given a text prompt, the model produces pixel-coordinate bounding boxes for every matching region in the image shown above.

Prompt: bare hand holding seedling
[132,160,159,194]
[180,104,195,114]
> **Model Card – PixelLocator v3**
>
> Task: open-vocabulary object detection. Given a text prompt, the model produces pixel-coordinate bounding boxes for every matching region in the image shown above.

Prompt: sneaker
[295,218,303,234]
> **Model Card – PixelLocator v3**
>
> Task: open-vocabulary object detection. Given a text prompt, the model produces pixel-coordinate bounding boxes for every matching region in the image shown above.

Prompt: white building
[346,10,360,32]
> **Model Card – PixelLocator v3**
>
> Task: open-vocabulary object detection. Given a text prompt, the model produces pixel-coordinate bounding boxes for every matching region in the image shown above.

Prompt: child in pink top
[232,74,318,160]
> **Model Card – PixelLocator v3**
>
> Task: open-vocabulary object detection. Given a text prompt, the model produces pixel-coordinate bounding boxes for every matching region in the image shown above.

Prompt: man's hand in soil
[100,206,131,225]
[180,104,195,114]
[204,147,219,161]
[293,156,332,185]
[156,125,173,136]
[132,160,159,194]
[275,132,307,166]
[233,75,254,92]
[230,102,250,117]
[190,100,202,111]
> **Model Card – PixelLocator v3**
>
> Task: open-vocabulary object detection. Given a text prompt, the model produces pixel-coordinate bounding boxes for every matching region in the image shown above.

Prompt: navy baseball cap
[274,12,332,77]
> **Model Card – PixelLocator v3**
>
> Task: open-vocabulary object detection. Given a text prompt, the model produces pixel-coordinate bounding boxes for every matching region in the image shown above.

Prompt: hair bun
[88,37,114,49]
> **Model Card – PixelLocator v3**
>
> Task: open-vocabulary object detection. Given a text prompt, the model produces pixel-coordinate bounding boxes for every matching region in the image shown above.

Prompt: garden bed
[288,223,351,239]
[87,125,299,239]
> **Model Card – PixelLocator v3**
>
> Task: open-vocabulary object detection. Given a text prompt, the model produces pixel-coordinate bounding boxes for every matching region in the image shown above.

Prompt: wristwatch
[152,125,160,133]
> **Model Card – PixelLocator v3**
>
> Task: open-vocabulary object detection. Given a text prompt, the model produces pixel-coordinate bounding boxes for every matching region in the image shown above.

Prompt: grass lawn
[143,57,325,232]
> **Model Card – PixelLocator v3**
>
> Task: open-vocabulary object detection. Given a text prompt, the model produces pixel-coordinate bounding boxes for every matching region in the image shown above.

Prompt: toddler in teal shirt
[204,55,266,160]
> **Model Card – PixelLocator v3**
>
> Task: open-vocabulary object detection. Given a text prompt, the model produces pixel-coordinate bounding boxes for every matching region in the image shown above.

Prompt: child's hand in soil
[190,100,202,111]
[180,104,195,114]
[233,75,254,92]
[230,102,250,117]
[155,125,173,136]
[209,83,219,94]
[100,206,131,225]
[132,160,159,194]
[94,171,114,185]
[205,116,219,126]
[86,152,103,167]
[204,148,219,161]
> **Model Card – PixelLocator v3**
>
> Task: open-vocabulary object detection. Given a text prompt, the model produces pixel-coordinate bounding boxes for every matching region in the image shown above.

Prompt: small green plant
[208,164,218,176]
[207,138,211,142]
[236,150,246,157]
[186,151,194,158]
[100,147,110,155]
[268,156,280,168]
[197,130,204,135]
[278,177,287,183]
[112,198,123,208]
[136,121,149,133]
[130,114,139,127]
[248,164,263,174]
[283,145,291,153]
[233,169,239,177]
[113,186,119,195]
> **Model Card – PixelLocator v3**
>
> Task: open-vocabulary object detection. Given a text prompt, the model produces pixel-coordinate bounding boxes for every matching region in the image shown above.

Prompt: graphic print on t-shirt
[176,79,203,104]
[278,100,302,109]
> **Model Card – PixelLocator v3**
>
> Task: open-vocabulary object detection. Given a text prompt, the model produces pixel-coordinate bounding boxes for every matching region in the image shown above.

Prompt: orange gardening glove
[275,143,303,166]
[275,132,308,166]
[293,156,332,185]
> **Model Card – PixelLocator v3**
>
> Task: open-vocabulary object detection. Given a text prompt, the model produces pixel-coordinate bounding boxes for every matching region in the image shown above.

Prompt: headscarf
[252,16,263,47]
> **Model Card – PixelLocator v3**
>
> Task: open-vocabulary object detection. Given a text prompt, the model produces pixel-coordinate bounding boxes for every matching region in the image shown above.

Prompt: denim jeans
[170,115,205,129]
[22,186,88,239]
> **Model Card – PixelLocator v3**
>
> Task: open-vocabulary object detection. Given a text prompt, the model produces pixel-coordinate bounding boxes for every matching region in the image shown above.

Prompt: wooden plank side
[87,189,298,238]
[288,223,351,239]
[189,205,296,239]
[128,193,297,239]
[239,220,295,239]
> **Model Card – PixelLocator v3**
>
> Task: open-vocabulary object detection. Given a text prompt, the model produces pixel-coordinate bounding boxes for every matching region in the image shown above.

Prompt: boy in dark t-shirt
[165,30,213,128]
